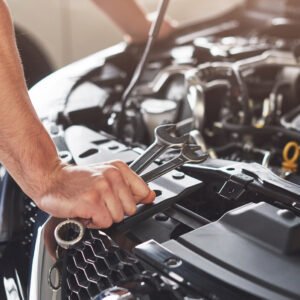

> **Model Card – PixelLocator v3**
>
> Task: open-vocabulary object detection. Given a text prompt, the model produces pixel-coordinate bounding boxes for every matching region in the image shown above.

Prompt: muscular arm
[0,1,57,196]
[0,1,155,227]
[92,0,174,43]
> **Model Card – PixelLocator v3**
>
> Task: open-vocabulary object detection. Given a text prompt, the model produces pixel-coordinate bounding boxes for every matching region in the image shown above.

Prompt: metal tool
[141,144,208,183]
[54,125,207,249]
[130,124,189,174]
[54,219,85,250]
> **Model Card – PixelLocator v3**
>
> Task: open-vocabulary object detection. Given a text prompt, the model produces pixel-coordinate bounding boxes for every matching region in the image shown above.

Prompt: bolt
[154,213,169,222]
[277,209,295,220]
[164,257,182,268]
[172,171,185,180]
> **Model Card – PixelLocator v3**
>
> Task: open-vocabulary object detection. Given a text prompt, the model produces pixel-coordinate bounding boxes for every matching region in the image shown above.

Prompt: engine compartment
[38,9,300,186]
[2,1,300,299]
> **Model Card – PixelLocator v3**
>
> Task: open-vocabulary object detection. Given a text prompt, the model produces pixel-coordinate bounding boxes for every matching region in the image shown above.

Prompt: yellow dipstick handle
[282,141,300,172]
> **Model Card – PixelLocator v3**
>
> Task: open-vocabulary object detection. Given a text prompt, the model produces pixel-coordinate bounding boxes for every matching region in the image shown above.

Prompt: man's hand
[0,0,155,229]
[36,160,156,229]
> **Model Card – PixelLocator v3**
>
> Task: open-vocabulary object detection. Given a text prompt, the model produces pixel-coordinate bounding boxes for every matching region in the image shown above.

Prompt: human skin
[92,0,175,44]
[0,0,155,228]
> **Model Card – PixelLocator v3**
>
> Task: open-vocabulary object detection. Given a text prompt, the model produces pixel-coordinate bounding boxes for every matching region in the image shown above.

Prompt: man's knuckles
[102,166,127,184]
[112,211,124,223]
[94,178,112,195]
[109,159,127,168]
[125,204,137,216]
[96,217,113,228]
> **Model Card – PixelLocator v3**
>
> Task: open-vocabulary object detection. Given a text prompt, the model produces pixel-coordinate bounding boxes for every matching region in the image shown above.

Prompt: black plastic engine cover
[173,202,300,300]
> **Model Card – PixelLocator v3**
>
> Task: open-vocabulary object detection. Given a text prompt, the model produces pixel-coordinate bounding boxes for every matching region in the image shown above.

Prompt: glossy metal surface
[130,124,189,174]
[29,217,62,300]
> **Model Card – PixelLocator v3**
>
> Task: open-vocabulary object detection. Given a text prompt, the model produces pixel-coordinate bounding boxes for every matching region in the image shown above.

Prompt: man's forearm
[0,1,59,198]
[0,0,155,227]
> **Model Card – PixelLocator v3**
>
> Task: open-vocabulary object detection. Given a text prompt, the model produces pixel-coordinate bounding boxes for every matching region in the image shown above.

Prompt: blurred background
[6,0,243,85]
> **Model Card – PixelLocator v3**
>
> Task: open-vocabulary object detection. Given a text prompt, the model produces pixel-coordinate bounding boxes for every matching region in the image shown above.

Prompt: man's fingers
[39,161,156,230]
[96,176,124,223]
[88,200,113,229]
[65,191,110,229]
[117,185,137,216]
[110,179,137,216]
[103,166,136,217]
[109,160,152,201]
[106,160,155,205]
[140,190,156,204]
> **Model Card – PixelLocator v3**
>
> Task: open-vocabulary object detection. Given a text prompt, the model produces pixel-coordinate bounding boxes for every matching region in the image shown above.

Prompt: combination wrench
[141,144,208,183]
[55,124,208,249]
[130,124,189,174]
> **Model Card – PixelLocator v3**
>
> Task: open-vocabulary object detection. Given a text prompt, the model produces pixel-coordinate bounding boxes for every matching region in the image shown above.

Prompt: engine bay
[2,1,300,299]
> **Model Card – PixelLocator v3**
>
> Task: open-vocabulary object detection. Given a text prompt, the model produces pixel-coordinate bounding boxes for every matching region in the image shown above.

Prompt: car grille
[22,197,38,257]
[62,230,145,300]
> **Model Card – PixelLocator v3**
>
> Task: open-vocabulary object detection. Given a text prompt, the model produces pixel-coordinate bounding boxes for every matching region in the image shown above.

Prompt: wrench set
[130,124,208,183]
[55,124,208,249]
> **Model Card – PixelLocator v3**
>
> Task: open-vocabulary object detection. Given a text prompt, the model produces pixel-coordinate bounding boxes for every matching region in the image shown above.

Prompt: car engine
[1,1,300,299]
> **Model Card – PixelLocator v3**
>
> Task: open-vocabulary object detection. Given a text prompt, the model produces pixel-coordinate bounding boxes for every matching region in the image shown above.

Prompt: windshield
[137,0,244,26]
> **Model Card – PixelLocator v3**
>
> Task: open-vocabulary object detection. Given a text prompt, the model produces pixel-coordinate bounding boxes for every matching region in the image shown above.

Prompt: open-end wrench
[55,128,200,249]
[141,144,208,183]
[130,124,189,174]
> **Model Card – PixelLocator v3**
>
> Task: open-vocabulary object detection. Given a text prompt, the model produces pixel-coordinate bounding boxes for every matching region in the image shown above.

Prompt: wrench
[130,124,189,174]
[141,144,208,183]
[55,137,205,249]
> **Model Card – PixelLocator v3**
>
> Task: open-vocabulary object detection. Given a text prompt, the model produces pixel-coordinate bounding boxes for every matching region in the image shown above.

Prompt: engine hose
[221,118,300,142]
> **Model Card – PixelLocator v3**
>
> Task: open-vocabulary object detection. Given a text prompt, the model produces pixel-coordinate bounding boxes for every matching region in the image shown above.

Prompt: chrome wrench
[130,124,189,174]
[141,144,208,183]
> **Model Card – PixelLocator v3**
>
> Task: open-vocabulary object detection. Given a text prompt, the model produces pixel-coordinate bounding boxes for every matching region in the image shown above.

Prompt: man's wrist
[0,121,62,200]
